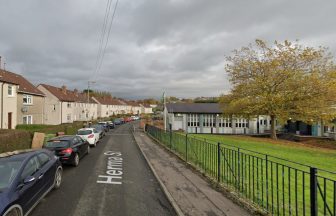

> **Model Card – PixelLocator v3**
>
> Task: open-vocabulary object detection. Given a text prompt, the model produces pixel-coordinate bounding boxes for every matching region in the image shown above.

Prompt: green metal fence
[145,125,336,216]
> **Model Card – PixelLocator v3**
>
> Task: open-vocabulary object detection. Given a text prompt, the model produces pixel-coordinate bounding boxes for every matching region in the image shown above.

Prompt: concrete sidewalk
[133,131,251,216]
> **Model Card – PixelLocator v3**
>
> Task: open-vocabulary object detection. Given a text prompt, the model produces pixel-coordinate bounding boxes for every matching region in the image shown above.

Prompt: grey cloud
[0,0,336,99]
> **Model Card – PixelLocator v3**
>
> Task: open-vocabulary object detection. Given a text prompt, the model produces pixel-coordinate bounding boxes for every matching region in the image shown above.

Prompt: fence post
[310,167,318,216]
[265,155,269,211]
[169,124,172,149]
[238,148,240,191]
[185,134,188,162]
[217,142,221,182]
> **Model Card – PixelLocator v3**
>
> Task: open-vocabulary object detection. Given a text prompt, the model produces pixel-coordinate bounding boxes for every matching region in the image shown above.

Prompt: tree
[221,39,336,139]
[142,98,159,105]
[194,97,219,103]
[166,96,180,103]
[89,90,113,98]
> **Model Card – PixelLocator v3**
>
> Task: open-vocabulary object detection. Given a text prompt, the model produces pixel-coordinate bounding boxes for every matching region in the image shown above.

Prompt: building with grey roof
[165,103,275,134]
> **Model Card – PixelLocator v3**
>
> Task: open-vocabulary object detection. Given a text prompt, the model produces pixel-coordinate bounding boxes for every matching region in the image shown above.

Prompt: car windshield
[0,158,23,191]
[77,130,92,135]
[45,140,70,148]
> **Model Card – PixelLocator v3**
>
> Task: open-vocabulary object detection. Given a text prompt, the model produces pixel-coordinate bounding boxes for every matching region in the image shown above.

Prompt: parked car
[98,122,109,132]
[124,117,132,123]
[118,118,125,124]
[107,121,115,129]
[43,136,90,167]
[0,149,62,216]
[77,128,100,147]
[114,119,122,125]
[92,124,105,138]
[132,116,140,120]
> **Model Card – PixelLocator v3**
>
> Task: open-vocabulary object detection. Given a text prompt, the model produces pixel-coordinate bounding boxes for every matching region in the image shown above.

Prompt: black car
[92,124,105,138]
[0,149,62,216]
[44,136,90,167]
[113,119,122,125]
[107,121,115,129]
[98,122,109,132]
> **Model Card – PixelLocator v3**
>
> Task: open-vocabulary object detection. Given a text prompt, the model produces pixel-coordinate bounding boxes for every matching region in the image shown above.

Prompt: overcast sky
[0,0,336,99]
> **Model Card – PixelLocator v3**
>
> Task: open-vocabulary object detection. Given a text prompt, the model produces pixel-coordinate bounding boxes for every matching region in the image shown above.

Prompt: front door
[8,112,12,129]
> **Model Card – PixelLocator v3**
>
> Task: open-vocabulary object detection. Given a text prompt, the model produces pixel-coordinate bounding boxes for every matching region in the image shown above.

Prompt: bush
[0,130,32,153]
[16,122,85,135]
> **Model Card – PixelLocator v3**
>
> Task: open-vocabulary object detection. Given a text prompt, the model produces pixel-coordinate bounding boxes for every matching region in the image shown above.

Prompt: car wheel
[73,153,80,167]
[54,166,63,189]
[4,207,22,216]
[87,145,90,154]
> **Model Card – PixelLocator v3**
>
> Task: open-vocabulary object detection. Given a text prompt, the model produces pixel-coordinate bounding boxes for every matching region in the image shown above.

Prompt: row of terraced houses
[0,69,153,129]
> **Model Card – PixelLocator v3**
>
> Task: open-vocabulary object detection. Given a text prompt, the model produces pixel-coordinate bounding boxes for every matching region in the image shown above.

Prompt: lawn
[191,134,336,173]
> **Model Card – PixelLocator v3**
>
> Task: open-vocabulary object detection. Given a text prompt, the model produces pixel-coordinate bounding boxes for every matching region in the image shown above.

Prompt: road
[30,122,176,216]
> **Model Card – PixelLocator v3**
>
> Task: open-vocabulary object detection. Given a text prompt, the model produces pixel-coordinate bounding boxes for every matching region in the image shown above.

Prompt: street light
[87,81,96,124]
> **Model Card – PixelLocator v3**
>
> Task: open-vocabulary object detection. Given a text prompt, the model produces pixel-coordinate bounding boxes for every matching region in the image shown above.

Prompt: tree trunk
[270,115,277,139]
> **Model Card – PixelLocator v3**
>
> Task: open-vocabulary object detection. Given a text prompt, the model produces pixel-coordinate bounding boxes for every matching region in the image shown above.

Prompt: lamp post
[87,81,96,124]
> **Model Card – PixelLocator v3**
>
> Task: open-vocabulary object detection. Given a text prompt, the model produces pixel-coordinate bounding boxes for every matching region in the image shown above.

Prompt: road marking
[97,151,123,185]
[107,134,130,136]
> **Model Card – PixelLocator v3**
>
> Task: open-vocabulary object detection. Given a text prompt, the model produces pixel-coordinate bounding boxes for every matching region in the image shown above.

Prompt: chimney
[61,85,67,94]
[0,56,2,70]
[74,88,78,96]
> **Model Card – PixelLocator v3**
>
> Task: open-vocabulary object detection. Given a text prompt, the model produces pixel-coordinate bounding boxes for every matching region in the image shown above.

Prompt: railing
[145,125,336,216]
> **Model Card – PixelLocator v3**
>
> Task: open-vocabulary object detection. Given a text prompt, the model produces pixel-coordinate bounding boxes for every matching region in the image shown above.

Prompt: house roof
[93,97,123,105]
[118,100,128,106]
[124,100,141,107]
[39,84,96,103]
[143,104,152,108]
[0,69,44,96]
[166,103,222,114]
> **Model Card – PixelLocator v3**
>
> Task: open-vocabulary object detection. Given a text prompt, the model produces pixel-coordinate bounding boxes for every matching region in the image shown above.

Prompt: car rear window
[77,130,92,135]
[0,158,23,191]
[45,140,70,148]
[93,125,102,129]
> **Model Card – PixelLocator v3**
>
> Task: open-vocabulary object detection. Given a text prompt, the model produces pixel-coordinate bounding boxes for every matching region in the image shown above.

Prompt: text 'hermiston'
[97,151,123,185]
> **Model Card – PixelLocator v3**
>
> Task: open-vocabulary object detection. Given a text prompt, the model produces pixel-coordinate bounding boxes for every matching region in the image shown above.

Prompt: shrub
[16,122,85,135]
[0,130,32,153]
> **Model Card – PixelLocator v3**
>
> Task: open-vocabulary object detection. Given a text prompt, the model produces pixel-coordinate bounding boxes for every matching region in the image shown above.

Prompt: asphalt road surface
[30,122,176,216]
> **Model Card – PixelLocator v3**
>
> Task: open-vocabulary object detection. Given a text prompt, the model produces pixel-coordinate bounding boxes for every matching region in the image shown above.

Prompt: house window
[324,126,329,133]
[23,115,33,124]
[8,85,14,96]
[53,105,56,111]
[188,114,199,127]
[67,102,71,108]
[235,119,248,128]
[23,95,33,105]
[67,114,71,121]
[203,114,215,127]
[220,118,232,128]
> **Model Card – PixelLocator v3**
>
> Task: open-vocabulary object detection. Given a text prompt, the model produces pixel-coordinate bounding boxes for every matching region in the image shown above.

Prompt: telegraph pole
[87,81,96,124]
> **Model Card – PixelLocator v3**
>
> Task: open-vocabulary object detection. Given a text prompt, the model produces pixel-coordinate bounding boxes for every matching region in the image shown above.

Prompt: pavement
[133,127,251,216]
[30,123,176,216]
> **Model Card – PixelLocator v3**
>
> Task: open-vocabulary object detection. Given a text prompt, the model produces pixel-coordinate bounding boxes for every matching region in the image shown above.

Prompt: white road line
[108,134,130,136]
